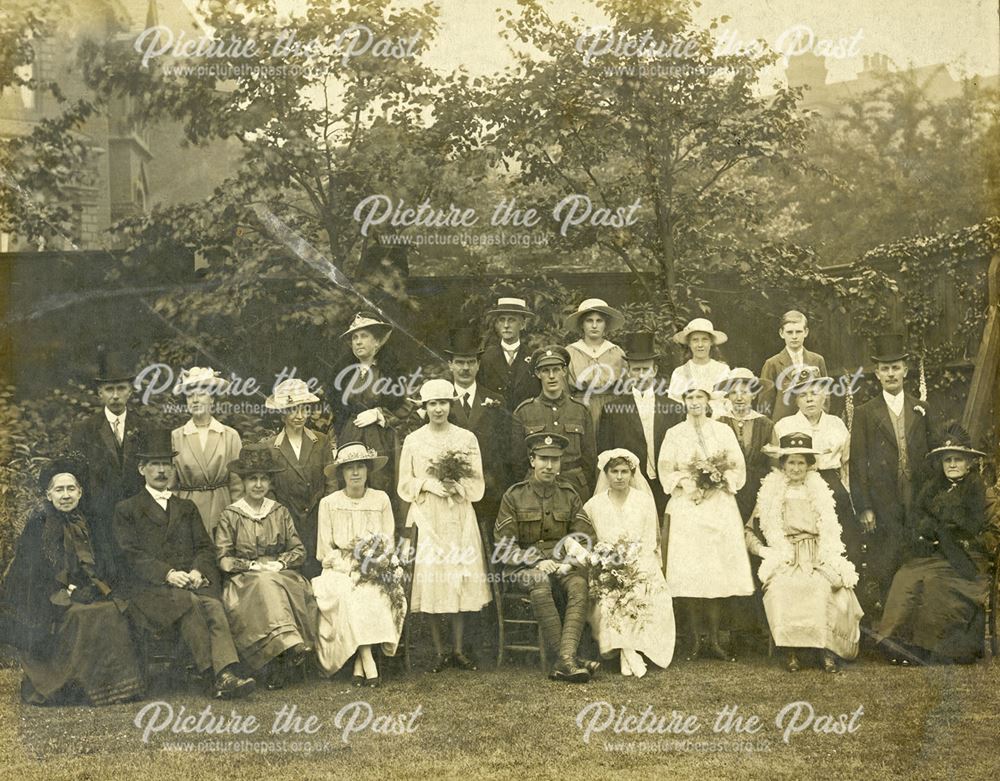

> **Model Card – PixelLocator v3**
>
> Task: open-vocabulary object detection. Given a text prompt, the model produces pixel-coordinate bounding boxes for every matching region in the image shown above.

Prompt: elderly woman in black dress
[876,423,993,664]
[0,456,143,705]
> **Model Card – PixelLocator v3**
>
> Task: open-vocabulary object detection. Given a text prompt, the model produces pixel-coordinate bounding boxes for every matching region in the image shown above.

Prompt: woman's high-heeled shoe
[351,675,364,687]
[786,651,800,673]
[452,652,478,671]
[685,636,702,661]
[431,654,452,673]
[365,676,381,688]
[822,652,838,674]
[707,642,736,662]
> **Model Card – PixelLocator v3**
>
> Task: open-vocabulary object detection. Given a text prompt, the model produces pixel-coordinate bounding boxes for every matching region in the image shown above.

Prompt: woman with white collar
[564,298,626,426]
[171,366,243,536]
[666,319,731,412]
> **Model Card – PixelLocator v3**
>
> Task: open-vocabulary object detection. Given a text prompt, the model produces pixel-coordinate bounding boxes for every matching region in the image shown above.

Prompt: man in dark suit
[596,332,682,517]
[114,430,255,699]
[479,297,540,412]
[849,334,935,609]
[445,328,511,548]
[69,352,148,586]
[759,310,828,421]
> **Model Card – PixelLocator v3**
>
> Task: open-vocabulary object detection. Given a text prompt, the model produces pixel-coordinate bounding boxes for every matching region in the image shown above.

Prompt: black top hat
[871,334,911,363]
[442,328,485,358]
[39,452,88,492]
[136,429,179,460]
[228,443,286,476]
[621,332,658,361]
[94,347,137,385]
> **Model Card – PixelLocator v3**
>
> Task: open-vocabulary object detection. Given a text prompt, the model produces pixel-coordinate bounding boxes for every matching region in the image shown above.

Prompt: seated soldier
[494,432,599,682]
[114,429,255,699]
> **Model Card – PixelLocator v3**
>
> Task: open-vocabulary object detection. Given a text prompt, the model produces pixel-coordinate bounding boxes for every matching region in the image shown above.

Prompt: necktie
[463,393,471,414]
[503,348,516,366]
[113,418,123,446]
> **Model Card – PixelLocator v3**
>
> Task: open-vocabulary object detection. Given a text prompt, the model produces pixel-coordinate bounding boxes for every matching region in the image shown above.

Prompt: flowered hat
[927,422,985,459]
[173,366,231,395]
[563,298,625,333]
[228,444,286,476]
[265,379,322,410]
[341,311,392,339]
[324,442,388,479]
[763,432,820,458]
[671,317,728,346]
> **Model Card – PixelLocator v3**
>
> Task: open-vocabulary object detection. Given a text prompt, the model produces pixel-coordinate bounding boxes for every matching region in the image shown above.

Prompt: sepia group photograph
[0,0,998,778]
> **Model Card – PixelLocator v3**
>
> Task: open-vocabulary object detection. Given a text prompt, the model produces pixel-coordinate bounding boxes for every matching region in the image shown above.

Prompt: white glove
[353,408,384,428]
[423,479,451,498]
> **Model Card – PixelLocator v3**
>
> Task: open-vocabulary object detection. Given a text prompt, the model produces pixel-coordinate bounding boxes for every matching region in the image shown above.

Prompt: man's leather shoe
[214,670,256,699]
[288,642,313,667]
[549,658,590,683]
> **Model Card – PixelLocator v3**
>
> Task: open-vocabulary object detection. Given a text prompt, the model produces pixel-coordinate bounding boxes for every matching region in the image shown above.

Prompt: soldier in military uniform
[511,346,597,501]
[494,432,598,682]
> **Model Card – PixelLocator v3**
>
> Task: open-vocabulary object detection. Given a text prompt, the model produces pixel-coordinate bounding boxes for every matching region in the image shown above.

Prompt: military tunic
[511,394,597,500]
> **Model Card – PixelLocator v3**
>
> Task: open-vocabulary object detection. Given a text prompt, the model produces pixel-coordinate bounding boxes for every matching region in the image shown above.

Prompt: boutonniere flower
[913,404,926,416]
[481,397,502,408]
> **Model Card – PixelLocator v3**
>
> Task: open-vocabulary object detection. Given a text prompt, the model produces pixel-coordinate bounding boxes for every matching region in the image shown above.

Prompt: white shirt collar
[501,340,520,353]
[145,485,172,508]
[232,497,276,520]
[786,347,805,364]
[104,407,127,425]
[182,417,224,435]
[455,382,477,401]
[883,389,905,415]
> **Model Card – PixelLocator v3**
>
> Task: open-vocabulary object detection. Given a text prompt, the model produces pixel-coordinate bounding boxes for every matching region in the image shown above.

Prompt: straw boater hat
[486,297,535,318]
[173,366,231,395]
[563,298,625,333]
[265,378,321,410]
[763,432,821,458]
[324,442,388,479]
[341,311,392,339]
[926,422,986,459]
[417,378,457,405]
[671,317,728,346]
[870,333,911,363]
[39,452,88,492]
[228,443,286,476]
[620,332,659,362]
[136,429,179,460]
[714,367,773,397]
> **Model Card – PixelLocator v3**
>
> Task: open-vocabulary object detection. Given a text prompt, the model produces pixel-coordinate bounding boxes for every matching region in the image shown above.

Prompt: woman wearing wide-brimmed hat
[312,443,403,685]
[748,433,863,673]
[715,368,775,521]
[397,379,491,672]
[0,455,144,706]
[666,318,731,409]
[563,298,627,426]
[262,379,336,580]
[657,381,753,662]
[171,367,244,537]
[876,423,993,664]
[215,444,318,689]
[331,311,415,499]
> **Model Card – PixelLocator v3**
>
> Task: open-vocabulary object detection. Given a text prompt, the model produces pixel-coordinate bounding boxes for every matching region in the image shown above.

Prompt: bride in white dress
[586,449,676,676]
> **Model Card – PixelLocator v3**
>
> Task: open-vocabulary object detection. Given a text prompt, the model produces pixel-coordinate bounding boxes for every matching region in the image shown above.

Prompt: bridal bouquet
[351,532,407,626]
[587,538,649,631]
[427,448,476,505]
[686,452,735,502]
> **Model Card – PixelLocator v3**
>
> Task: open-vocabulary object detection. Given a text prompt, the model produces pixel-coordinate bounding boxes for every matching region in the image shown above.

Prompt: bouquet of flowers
[587,538,649,631]
[686,452,735,503]
[427,448,476,505]
[350,532,407,626]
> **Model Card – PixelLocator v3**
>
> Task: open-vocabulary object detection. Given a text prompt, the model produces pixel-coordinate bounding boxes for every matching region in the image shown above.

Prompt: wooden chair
[496,576,547,670]
[983,546,1000,663]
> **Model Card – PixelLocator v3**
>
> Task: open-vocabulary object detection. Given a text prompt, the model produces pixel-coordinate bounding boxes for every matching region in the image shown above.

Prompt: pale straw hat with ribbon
[265,378,321,410]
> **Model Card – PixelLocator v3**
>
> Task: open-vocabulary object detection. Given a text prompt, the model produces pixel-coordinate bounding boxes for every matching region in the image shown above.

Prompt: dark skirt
[19,601,143,706]
[876,554,989,661]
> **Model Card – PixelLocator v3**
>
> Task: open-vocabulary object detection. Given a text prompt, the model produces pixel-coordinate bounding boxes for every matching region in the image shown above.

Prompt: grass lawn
[1,647,998,781]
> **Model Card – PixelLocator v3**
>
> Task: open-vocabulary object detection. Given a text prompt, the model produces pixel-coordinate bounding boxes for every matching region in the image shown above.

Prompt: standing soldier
[511,346,596,501]
[494,432,598,682]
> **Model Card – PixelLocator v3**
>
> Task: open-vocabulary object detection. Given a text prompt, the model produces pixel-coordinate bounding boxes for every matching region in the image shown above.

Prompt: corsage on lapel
[913,404,926,416]
[481,397,502,409]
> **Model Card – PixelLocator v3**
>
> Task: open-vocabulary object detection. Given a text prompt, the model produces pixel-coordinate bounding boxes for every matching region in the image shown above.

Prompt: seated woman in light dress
[585,449,675,677]
[747,433,863,673]
[312,443,404,686]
